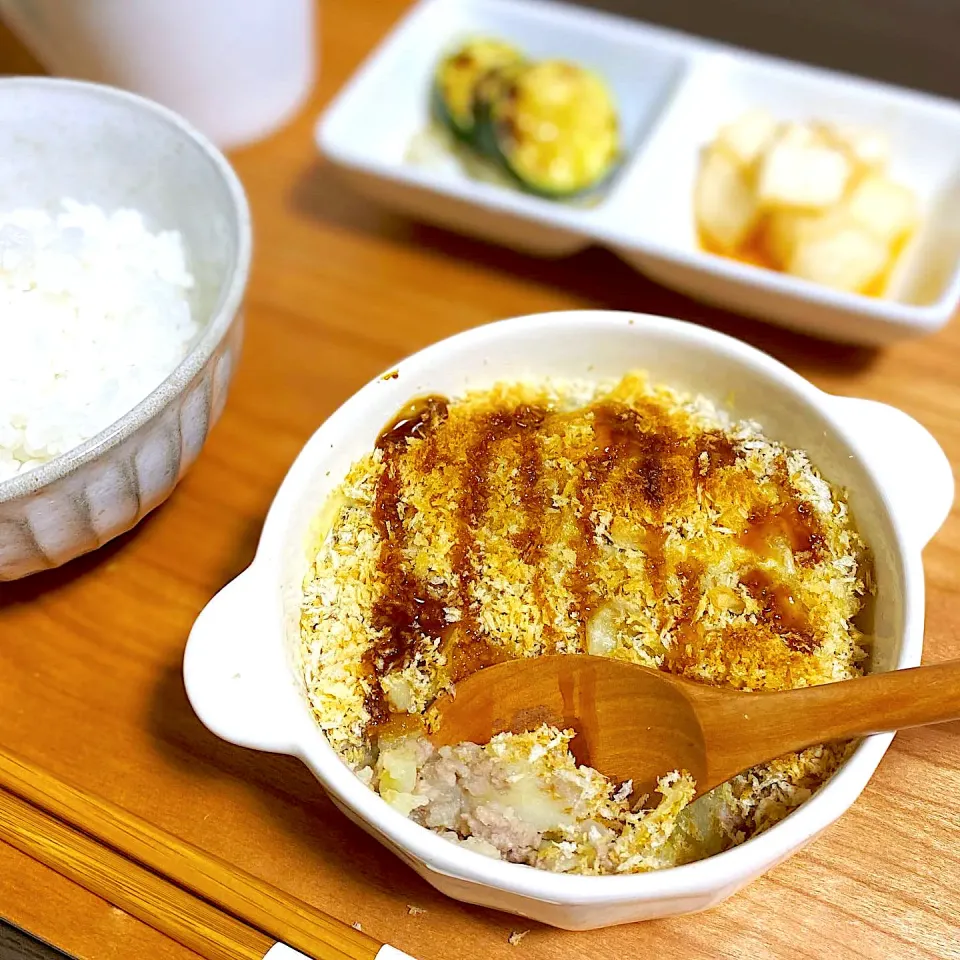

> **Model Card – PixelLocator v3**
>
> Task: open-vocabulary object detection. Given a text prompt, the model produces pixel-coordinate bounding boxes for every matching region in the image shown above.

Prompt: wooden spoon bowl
[429,655,960,799]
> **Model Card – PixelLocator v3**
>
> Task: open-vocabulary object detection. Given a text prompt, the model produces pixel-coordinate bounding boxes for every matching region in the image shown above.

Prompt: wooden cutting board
[0,2,958,958]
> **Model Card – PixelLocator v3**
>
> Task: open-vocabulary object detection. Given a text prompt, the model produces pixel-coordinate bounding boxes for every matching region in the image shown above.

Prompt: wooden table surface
[1,2,959,958]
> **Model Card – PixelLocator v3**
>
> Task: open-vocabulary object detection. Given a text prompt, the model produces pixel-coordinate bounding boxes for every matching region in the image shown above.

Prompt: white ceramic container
[0,0,315,150]
[316,0,960,345]
[0,77,252,581]
[184,310,953,930]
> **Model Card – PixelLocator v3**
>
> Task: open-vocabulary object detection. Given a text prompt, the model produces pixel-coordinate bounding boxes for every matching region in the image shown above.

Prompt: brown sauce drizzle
[676,560,705,614]
[566,560,601,630]
[667,559,707,660]
[459,406,546,531]
[638,526,669,600]
[376,395,449,451]
[362,392,756,728]
[739,500,825,564]
[371,586,450,676]
[366,396,451,725]
[509,425,547,561]
[367,398,554,724]
[566,405,629,625]
[695,431,738,470]
[449,405,548,669]
[741,568,818,653]
[574,404,736,605]
[363,687,390,727]
[447,629,509,683]
[510,421,558,648]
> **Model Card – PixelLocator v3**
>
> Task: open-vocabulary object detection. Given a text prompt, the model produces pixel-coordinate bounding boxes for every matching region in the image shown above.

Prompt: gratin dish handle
[184,568,298,755]
[829,395,954,549]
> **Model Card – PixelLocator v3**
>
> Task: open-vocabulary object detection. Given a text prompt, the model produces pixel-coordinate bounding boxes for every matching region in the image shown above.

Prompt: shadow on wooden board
[0,920,72,960]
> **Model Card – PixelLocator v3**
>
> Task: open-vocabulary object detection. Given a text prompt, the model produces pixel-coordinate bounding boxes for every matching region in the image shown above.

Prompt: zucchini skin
[431,83,470,142]
[471,63,526,157]
[432,39,522,143]
[476,60,622,200]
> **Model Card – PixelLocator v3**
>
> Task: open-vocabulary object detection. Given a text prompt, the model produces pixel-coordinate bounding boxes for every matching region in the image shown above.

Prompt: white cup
[0,0,316,149]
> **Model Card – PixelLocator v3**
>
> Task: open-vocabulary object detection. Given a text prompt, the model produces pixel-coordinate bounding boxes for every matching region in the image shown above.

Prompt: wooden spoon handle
[705,660,960,792]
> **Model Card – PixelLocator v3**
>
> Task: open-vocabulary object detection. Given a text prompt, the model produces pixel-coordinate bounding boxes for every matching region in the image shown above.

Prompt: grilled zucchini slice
[478,60,621,199]
[470,61,527,159]
[432,38,523,141]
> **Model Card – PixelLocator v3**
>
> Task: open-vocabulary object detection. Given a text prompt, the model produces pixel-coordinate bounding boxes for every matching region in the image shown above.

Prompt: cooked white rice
[0,199,197,482]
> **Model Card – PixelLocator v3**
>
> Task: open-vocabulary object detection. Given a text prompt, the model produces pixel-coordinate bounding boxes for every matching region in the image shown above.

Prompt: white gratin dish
[316,0,960,345]
[184,311,954,930]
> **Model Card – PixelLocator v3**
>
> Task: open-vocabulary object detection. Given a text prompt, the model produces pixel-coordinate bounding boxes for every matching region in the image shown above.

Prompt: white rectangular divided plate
[316,0,960,345]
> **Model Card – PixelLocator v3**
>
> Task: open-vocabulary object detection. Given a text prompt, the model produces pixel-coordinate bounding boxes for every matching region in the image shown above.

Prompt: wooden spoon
[429,655,960,798]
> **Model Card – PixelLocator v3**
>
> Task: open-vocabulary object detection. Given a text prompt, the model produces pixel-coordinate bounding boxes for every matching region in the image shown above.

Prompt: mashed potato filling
[299,373,868,874]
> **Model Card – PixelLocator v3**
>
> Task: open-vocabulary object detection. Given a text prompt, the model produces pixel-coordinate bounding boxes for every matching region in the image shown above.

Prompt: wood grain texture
[0,790,274,960]
[0,752,380,960]
[0,2,958,959]
[0,842,198,960]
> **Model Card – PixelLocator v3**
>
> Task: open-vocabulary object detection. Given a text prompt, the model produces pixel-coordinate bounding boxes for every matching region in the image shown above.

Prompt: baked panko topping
[299,373,869,874]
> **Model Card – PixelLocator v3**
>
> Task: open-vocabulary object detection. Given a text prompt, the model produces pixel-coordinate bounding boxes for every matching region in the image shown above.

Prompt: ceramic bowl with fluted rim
[0,77,251,581]
[185,311,953,929]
